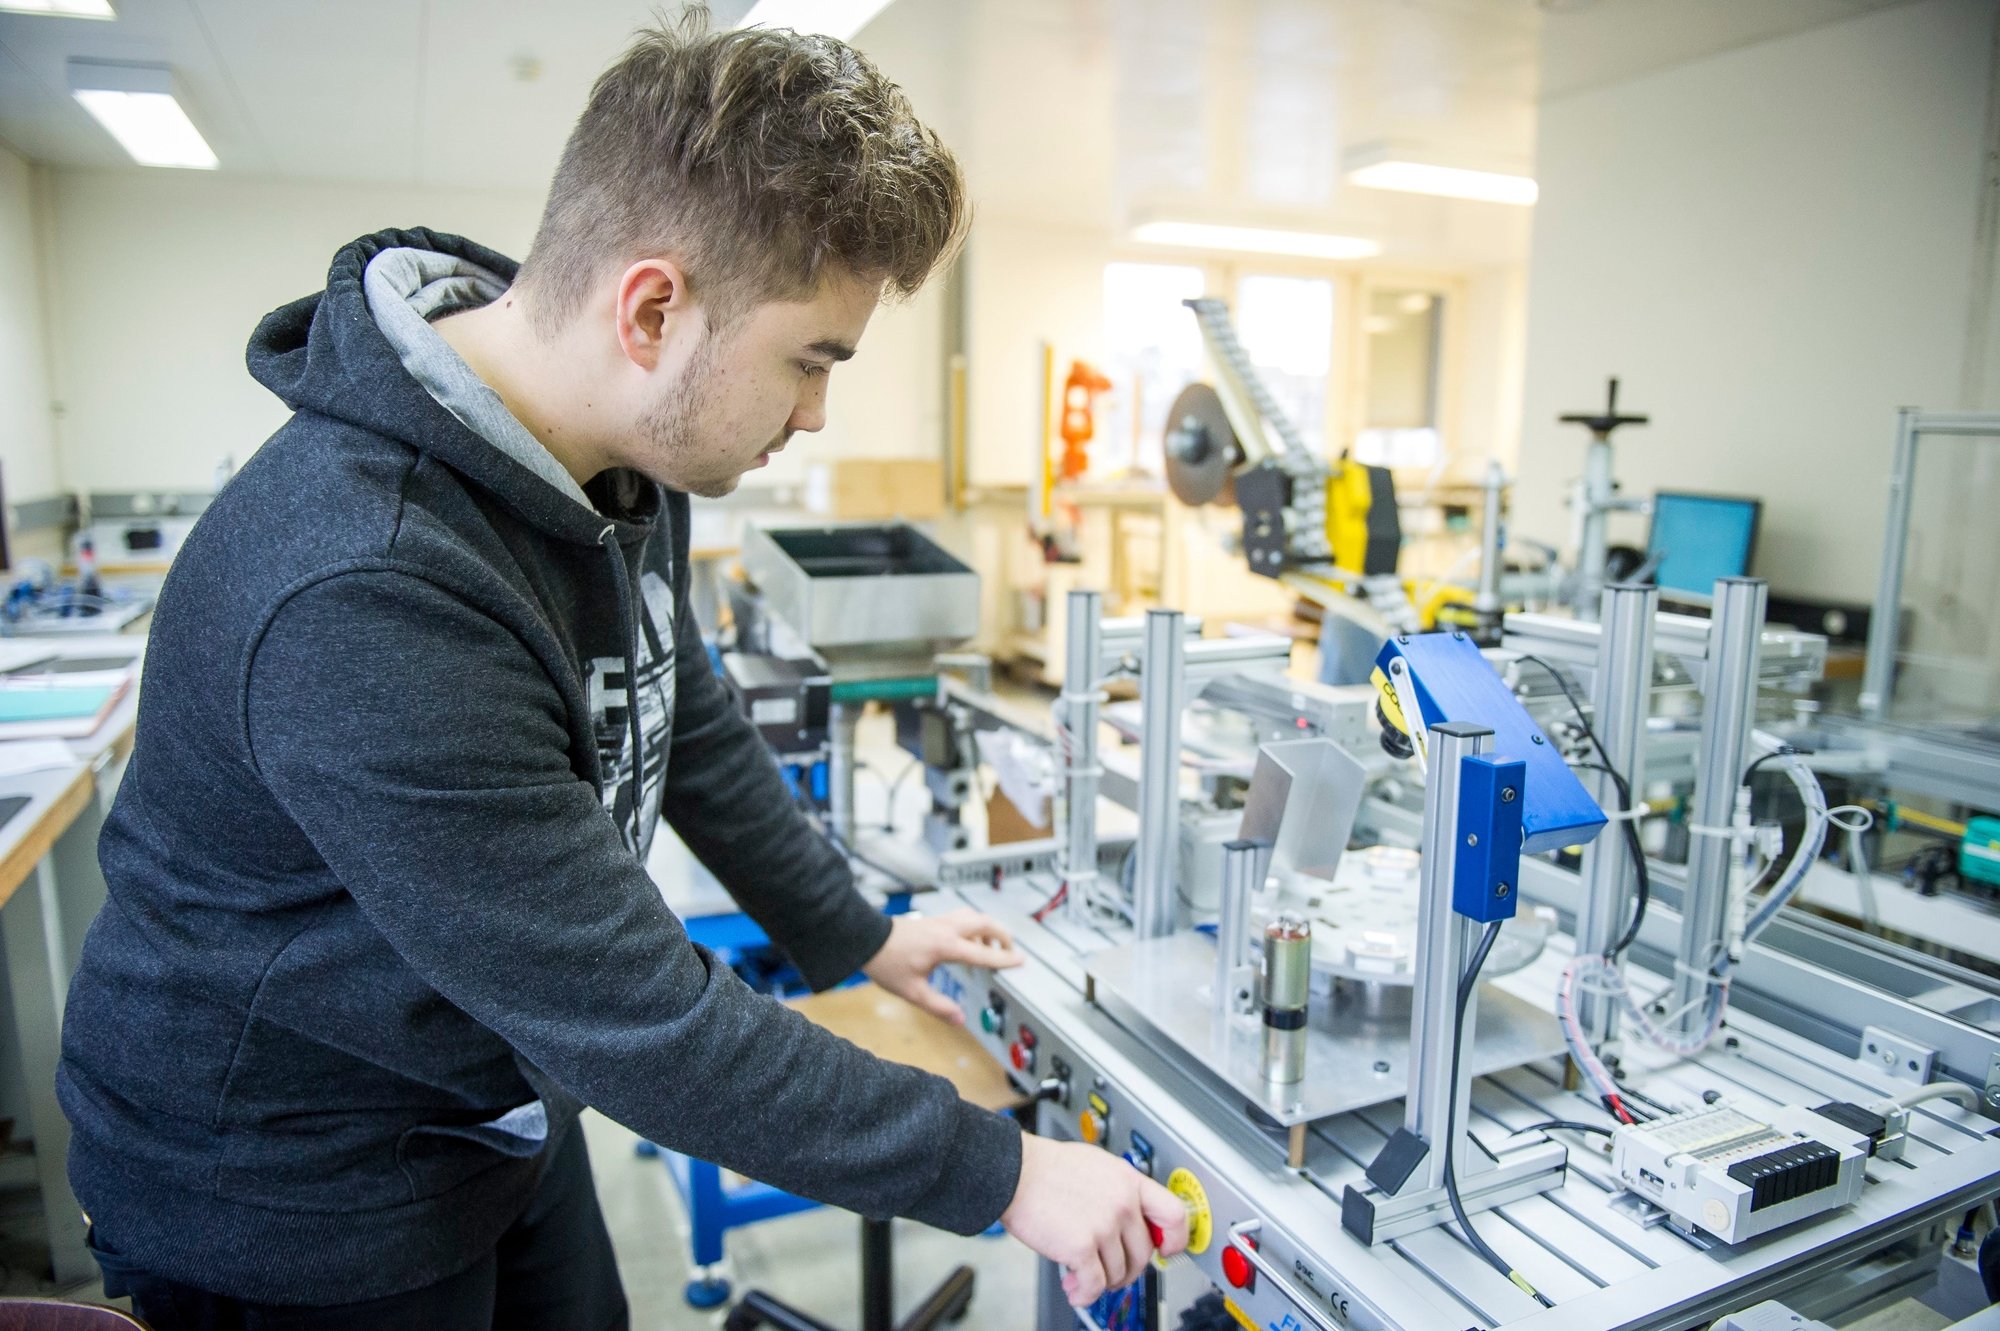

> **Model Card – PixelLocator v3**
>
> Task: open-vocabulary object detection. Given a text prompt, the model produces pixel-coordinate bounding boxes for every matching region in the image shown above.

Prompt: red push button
[1221,1239,1255,1291]
[1009,1041,1032,1072]
[1146,1221,1164,1248]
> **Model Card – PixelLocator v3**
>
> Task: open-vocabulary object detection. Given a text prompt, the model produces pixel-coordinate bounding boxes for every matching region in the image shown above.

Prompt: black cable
[1513,654,1603,759]
[1611,1081,1674,1121]
[1743,745,1808,786]
[1506,1119,1615,1140]
[1443,920,1553,1308]
[1515,654,1655,960]
[1570,761,1650,959]
[827,830,924,892]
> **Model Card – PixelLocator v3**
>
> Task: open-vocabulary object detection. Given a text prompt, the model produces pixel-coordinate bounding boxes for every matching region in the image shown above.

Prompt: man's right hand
[1001,1133,1191,1306]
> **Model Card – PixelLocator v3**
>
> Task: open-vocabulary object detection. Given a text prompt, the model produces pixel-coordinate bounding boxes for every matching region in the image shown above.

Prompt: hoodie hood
[247,227,654,548]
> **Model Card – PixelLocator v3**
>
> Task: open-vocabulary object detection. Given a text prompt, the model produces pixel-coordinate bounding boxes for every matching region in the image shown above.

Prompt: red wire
[1031,883,1068,923]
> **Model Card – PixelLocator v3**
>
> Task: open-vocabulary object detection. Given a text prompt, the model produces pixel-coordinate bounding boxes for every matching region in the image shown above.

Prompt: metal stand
[1133,609,1186,938]
[1558,378,1649,621]
[1472,460,1505,622]
[1061,591,1103,923]
[1575,583,1658,1044]
[1212,838,1268,1024]
[1673,576,1765,1038]
[726,1217,974,1331]
[829,702,860,849]
[1342,724,1565,1244]
[1858,409,2000,717]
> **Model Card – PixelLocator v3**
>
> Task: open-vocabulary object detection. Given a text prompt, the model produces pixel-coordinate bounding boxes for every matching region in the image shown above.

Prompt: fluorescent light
[0,0,115,15]
[738,0,895,41]
[1343,141,1538,206]
[68,60,216,169]
[1348,160,1538,205]
[1130,221,1381,261]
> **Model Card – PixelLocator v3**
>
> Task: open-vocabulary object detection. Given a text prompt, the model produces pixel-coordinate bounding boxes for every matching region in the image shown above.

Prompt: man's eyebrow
[806,339,856,362]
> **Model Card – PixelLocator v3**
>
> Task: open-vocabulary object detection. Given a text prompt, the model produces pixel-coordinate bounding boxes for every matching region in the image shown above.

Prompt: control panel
[935,962,1374,1331]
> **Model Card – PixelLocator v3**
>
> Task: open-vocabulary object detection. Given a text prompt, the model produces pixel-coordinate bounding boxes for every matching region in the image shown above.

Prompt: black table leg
[862,1216,894,1331]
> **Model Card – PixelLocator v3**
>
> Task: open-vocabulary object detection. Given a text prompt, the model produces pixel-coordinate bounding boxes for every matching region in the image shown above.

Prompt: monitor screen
[1648,492,1760,598]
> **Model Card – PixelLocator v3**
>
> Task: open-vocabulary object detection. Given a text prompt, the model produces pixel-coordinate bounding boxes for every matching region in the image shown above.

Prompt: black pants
[94,1125,629,1331]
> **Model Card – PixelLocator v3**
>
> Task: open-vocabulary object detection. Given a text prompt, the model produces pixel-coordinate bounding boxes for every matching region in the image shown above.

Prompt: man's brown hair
[519,8,966,334]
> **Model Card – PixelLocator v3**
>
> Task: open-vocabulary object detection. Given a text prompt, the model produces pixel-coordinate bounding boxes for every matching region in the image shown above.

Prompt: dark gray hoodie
[56,227,1021,1305]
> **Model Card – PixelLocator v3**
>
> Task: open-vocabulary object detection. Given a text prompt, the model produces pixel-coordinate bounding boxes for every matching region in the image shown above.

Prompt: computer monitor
[1647,491,1761,599]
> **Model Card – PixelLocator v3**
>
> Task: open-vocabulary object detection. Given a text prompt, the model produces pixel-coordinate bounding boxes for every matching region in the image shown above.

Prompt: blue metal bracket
[1375,632,1606,855]
[1454,754,1525,923]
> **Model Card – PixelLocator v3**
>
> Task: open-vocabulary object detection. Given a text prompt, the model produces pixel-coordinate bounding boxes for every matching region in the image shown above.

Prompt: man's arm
[656,571,890,990]
[244,567,1017,1234]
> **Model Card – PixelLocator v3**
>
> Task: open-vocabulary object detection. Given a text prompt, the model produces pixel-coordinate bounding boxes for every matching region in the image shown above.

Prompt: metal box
[720,652,829,761]
[739,523,979,652]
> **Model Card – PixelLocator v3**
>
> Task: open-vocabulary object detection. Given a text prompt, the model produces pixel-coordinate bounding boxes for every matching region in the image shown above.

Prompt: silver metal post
[828,702,859,848]
[1213,838,1269,1022]
[1859,408,1920,719]
[1674,577,1767,1037]
[1576,583,1658,1044]
[1061,590,1104,921]
[1474,460,1505,617]
[1133,609,1186,938]
[1575,438,1614,621]
[1404,723,1489,1193]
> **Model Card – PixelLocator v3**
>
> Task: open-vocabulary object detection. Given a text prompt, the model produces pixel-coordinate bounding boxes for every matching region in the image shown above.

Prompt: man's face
[632,268,880,498]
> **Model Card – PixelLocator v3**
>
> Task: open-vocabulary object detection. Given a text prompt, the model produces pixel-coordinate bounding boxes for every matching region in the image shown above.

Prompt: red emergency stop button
[1221,1238,1255,1291]
[1009,1041,1032,1073]
[1146,1220,1163,1248]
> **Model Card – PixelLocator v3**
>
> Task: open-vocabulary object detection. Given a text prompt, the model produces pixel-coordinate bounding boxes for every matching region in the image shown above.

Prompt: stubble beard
[638,331,739,499]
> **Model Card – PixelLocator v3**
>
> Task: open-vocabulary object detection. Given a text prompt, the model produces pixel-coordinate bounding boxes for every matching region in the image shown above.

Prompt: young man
[57,15,1186,1330]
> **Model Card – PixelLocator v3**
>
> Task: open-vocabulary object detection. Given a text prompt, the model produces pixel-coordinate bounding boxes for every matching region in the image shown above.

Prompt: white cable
[1889,1082,1981,1111]
[1736,739,1831,948]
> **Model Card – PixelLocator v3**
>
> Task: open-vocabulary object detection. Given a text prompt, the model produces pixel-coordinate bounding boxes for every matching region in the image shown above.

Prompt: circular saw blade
[1163,382,1240,507]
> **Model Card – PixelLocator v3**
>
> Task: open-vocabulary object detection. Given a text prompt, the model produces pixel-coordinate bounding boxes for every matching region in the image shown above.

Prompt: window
[1356,288,1444,468]
[1235,274,1335,454]
[1099,262,1207,477]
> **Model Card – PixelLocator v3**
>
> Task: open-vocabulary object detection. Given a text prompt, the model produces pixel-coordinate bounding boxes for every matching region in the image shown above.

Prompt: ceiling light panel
[0,0,115,16]
[738,0,895,41]
[68,60,217,169]
[1131,221,1381,261]
[1343,142,1538,206]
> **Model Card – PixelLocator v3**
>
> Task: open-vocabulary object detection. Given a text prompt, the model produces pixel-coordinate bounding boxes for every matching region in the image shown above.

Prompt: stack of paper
[0,665,134,740]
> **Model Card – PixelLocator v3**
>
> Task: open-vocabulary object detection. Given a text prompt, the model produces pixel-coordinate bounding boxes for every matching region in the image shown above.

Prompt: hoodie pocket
[395,1098,548,1202]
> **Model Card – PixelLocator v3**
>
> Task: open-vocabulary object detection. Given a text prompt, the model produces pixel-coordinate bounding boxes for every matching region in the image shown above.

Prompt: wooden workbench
[0,636,143,1282]
[792,983,1021,1115]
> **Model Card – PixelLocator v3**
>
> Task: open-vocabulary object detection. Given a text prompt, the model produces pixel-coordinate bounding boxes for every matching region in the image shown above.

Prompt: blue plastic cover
[1377,632,1607,855]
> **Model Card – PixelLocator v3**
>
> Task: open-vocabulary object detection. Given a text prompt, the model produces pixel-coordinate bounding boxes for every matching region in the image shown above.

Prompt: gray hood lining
[362,247,596,512]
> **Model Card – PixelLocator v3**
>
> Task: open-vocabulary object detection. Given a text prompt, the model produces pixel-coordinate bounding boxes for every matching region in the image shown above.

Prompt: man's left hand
[862,908,1023,1024]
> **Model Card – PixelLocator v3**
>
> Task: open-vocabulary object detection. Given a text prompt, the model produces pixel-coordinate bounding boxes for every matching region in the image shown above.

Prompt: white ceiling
[0,0,1914,262]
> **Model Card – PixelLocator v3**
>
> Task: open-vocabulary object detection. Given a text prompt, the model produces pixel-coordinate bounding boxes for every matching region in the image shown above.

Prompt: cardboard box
[823,459,946,521]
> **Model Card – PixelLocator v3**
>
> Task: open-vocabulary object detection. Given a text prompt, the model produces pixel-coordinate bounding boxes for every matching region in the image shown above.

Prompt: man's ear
[614,259,692,370]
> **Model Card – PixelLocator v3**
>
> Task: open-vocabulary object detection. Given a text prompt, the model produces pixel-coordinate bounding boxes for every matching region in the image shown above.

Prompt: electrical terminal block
[1611,1104,1868,1244]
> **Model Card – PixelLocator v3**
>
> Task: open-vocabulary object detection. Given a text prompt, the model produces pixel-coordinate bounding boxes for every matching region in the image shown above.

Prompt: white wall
[0,146,59,505]
[37,168,945,494]
[1515,0,2000,609]
[963,215,1113,489]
